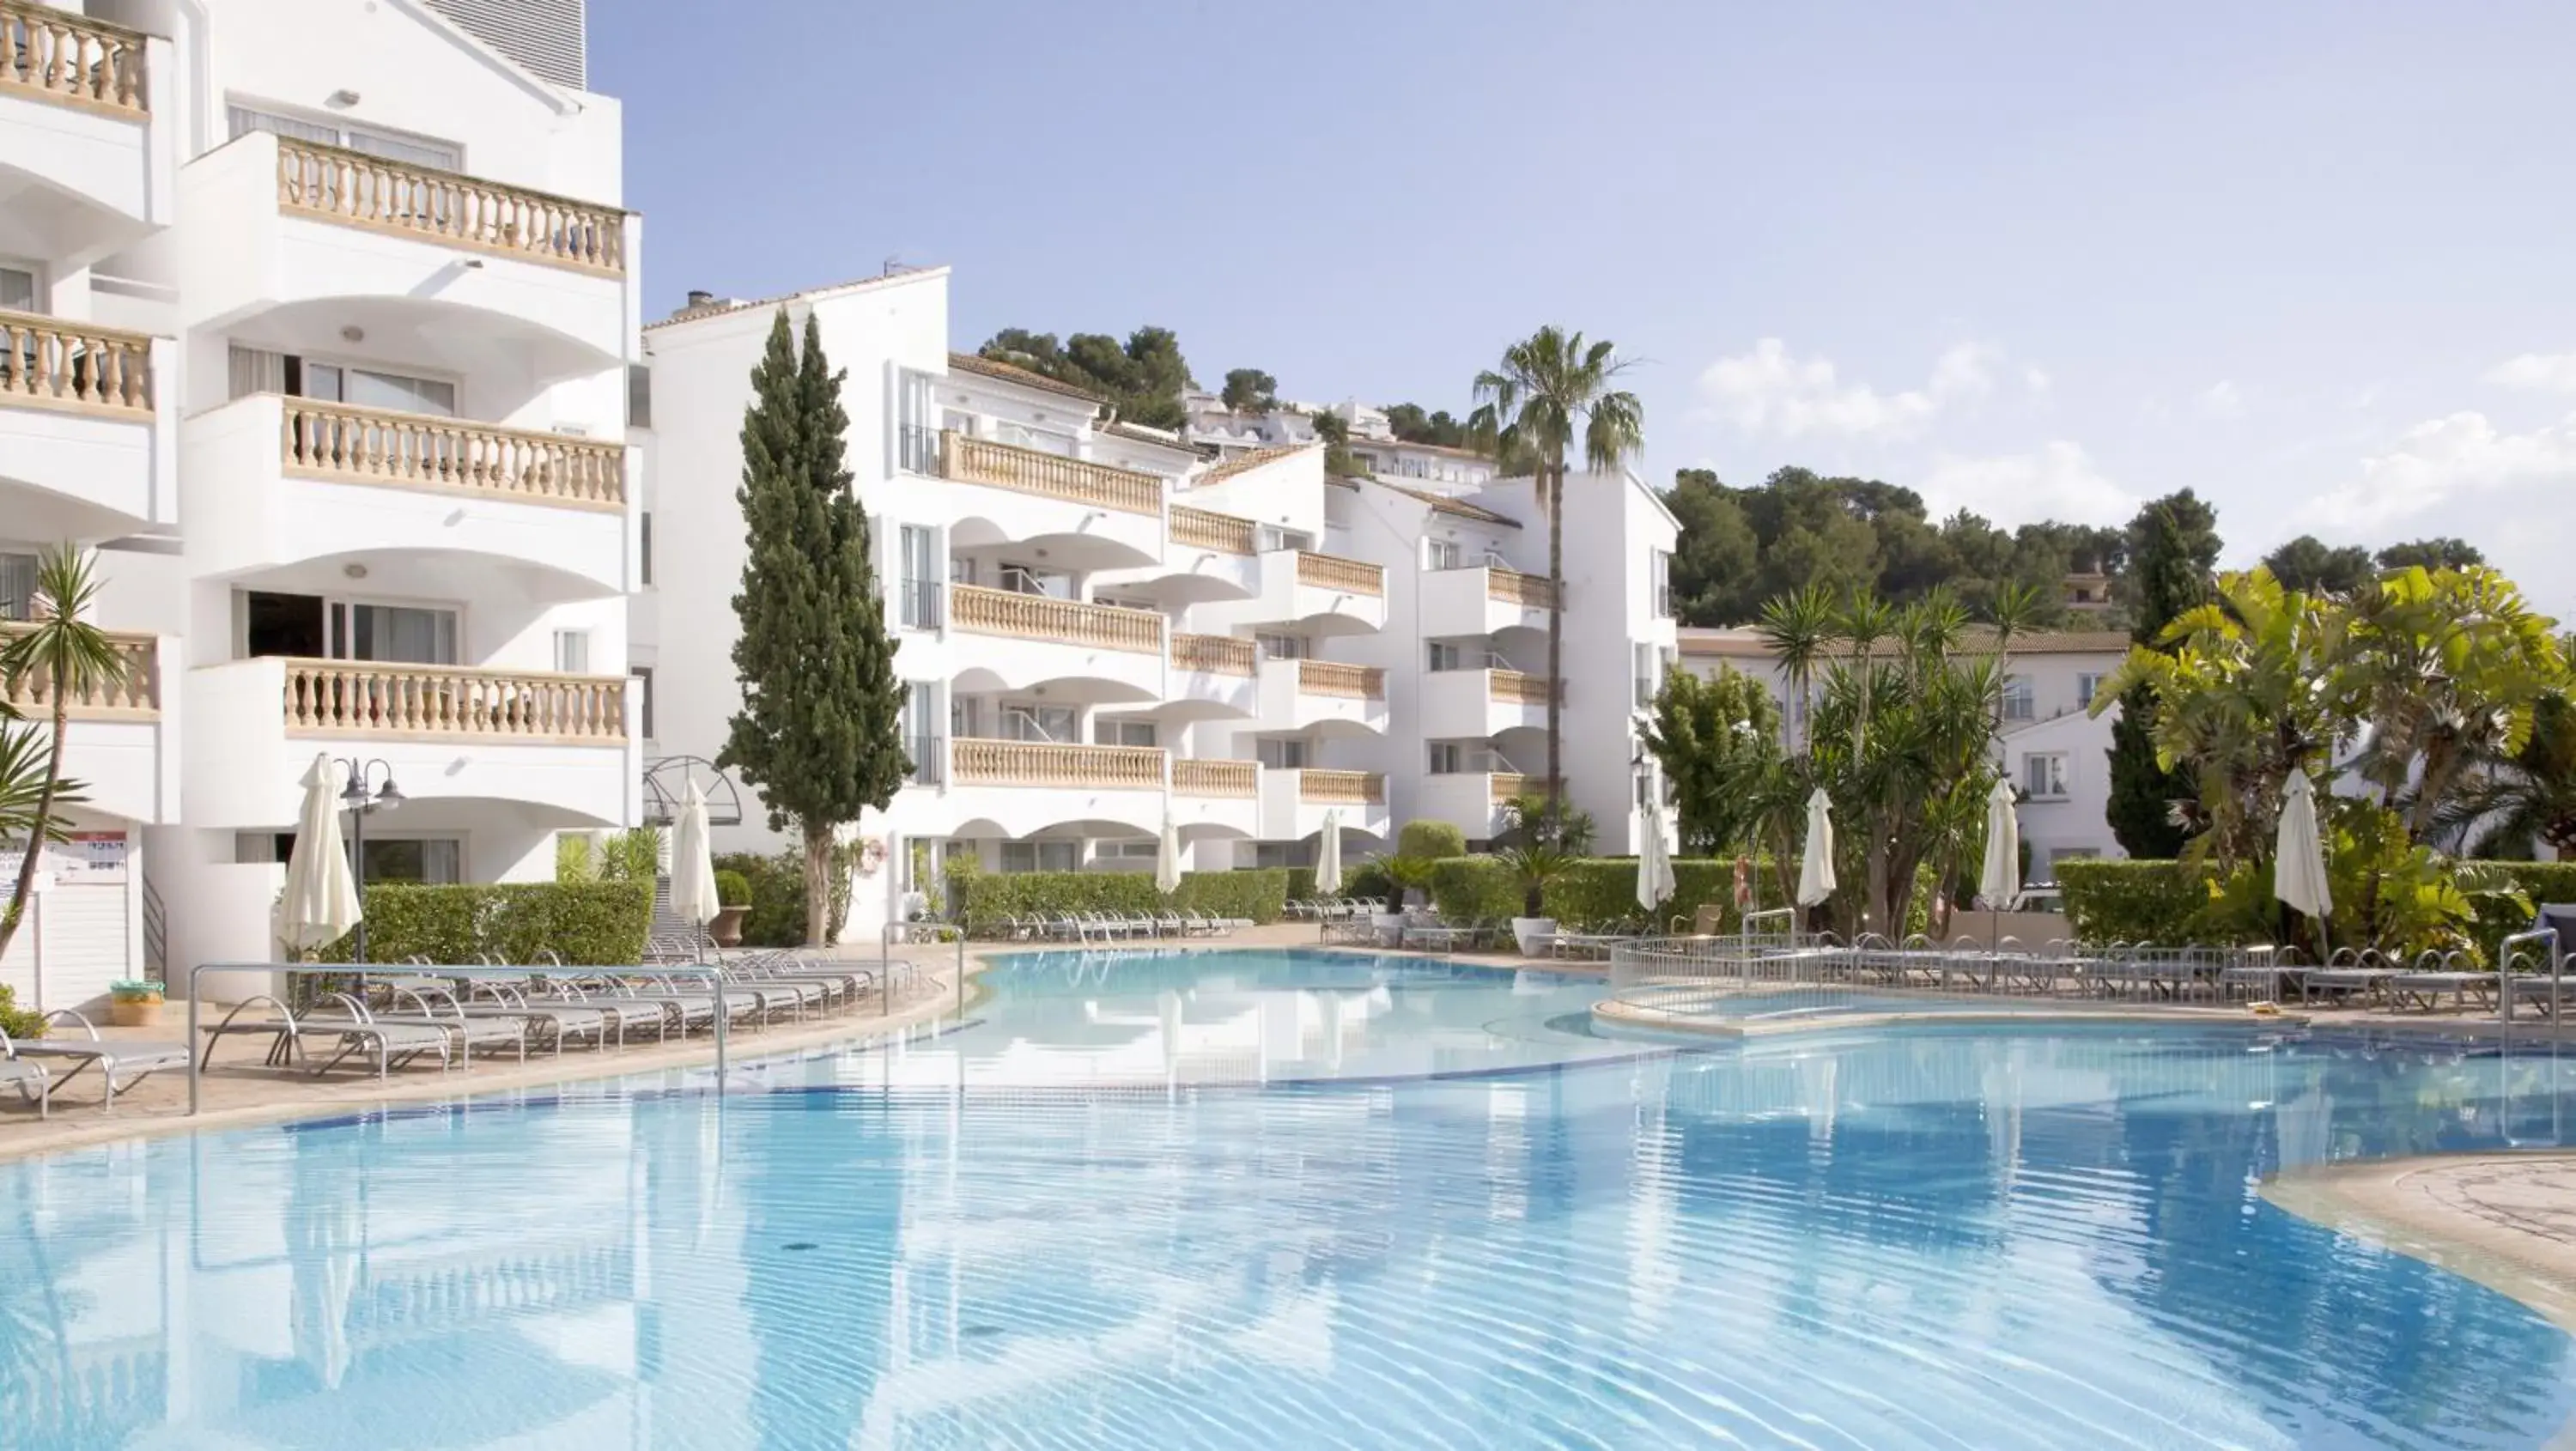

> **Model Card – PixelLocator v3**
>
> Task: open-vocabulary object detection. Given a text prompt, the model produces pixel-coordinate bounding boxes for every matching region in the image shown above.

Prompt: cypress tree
[719,310,910,944]
[2105,489,2221,858]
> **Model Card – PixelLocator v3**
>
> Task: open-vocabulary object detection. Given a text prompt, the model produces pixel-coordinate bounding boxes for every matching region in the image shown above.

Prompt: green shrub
[2464,861,2576,965]
[713,868,751,907]
[1285,866,1319,902]
[2057,859,2216,945]
[1396,820,1467,861]
[0,983,43,1039]
[950,868,1289,934]
[1344,859,1397,905]
[319,881,654,965]
[1172,868,1290,925]
[716,852,808,948]
[555,832,598,883]
[599,827,664,883]
[1430,856,1521,922]
[1541,858,1756,930]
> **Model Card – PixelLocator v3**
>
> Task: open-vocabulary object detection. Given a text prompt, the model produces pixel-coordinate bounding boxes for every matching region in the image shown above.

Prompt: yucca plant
[0,549,123,959]
[1496,842,1576,918]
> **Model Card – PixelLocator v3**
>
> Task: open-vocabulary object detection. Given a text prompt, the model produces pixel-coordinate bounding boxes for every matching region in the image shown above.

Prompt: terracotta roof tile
[643,269,943,331]
[1193,442,1320,487]
[945,351,1109,407]
[1371,479,1522,529]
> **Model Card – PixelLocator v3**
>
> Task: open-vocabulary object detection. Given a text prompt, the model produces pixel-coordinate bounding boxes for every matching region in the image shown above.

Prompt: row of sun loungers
[980,911,1249,942]
[1284,898,1390,920]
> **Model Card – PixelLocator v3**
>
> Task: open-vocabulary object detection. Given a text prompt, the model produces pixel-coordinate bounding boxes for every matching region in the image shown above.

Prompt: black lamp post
[337,757,403,962]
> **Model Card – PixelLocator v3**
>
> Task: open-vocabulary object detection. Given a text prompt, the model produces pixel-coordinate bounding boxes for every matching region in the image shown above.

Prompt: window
[1427,742,1464,774]
[2002,675,2035,722]
[999,841,1079,873]
[240,832,462,883]
[229,104,460,169]
[999,704,1075,743]
[1256,738,1308,770]
[1093,719,1157,748]
[1650,549,1673,618]
[0,265,34,313]
[2077,673,2105,708]
[1634,642,1659,707]
[900,525,939,628]
[552,629,590,675]
[1252,841,1316,869]
[229,345,456,415]
[897,370,939,473]
[1426,641,1464,672]
[0,552,34,621]
[626,363,651,429]
[996,563,1069,598]
[1097,840,1161,863]
[630,666,653,738]
[1255,632,1307,662]
[1426,538,1462,571]
[1255,525,1312,553]
[903,683,940,784]
[639,512,653,586]
[2022,752,2070,799]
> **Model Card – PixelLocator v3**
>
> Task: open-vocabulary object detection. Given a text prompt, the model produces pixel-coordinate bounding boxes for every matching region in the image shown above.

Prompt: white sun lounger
[3,1012,191,1114]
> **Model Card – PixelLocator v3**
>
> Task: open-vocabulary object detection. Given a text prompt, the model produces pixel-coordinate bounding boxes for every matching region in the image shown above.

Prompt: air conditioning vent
[425,0,586,89]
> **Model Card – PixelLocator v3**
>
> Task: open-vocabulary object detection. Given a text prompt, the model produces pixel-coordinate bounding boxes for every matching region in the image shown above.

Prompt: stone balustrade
[282,659,626,742]
[0,626,156,718]
[949,584,1164,654]
[275,136,626,275]
[0,2,146,116]
[1297,659,1383,699]
[951,738,1165,790]
[0,310,153,418]
[1172,759,1257,798]
[1170,505,1257,554]
[1487,568,1558,608]
[941,431,1163,516]
[277,397,625,510]
[1171,631,1256,676]
[1298,769,1385,804]
[1490,772,1534,802]
[1295,551,1385,598]
[1490,669,1556,705]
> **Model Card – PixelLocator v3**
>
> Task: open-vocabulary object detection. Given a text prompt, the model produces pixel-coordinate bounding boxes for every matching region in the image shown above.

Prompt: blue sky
[594,0,2576,615]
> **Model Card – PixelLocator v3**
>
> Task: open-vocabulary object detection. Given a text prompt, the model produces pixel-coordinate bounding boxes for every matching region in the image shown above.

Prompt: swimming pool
[3,947,2572,1448]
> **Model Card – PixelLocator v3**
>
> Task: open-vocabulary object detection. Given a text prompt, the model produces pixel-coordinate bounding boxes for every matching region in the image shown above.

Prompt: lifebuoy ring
[856,837,888,877]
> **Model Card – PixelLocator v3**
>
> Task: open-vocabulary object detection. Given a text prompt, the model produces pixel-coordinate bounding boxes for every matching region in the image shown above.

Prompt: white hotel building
[3,0,641,1006]
[637,268,1680,936]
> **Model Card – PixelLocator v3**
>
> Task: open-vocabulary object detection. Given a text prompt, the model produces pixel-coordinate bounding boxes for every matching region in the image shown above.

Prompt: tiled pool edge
[2263,1153,2576,1339]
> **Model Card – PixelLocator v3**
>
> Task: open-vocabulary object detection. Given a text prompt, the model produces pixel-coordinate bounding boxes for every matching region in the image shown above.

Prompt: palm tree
[1468,328,1643,831]
[2439,688,2576,859]
[1756,583,1837,755]
[0,548,127,959]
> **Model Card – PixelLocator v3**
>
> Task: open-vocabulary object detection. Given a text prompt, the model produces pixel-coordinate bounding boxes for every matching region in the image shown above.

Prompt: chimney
[685,289,714,309]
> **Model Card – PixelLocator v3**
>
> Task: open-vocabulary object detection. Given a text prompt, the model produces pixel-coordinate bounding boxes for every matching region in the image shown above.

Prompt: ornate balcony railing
[275,137,626,275]
[1294,551,1385,598]
[951,739,1164,790]
[1487,568,1557,608]
[1489,669,1556,705]
[1490,772,1534,802]
[1172,759,1257,798]
[1298,769,1384,804]
[1297,659,1383,700]
[282,659,627,742]
[0,2,146,116]
[0,626,156,719]
[949,585,1164,654]
[0,310,153,418]
[277,398,625,510]
[1170,505,1256,555]
[940,431,1163,516]
[1171,632,1256,676]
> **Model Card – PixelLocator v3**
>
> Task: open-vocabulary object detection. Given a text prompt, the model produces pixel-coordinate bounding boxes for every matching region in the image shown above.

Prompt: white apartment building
[2,0,641,1006]
[1678,628,2129,874]
[639,269,1679,936]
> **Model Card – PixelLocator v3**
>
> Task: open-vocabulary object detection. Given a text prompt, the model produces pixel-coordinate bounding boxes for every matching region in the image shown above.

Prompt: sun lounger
[202,994,454,1079]
[403,984,614,1056]
[360,989,532,1066]
[0,1041,47,1117]
[3,1012,191,1114]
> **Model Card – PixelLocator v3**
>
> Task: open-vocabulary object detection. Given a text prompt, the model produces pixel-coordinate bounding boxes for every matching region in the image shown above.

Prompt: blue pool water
[3,947,2574,1448]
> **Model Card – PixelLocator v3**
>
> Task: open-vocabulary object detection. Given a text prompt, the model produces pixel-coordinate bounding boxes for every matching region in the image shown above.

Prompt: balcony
[0,624,172,823]
[1259,768,1389,844]
[939,738,1163,839]
[1172,759,1257,798]
[1192,549,1387,637]
[946,584,1165,703]
[180,394,631,597]
[0,310,175,537]
[179,130,633,380]
[919,429,1166,569]
[1417,771,1535,840]
[1422,667,1552,741]
[181,657,636,829]
[1421,564,1554,640]
[1166,631,1257,719]
[0,3,171,264]
[1147,503,1263,601]
[1256,656,1387,737]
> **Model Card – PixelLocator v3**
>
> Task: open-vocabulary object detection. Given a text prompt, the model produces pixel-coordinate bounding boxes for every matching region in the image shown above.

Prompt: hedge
[1429,857,1522,923]
[951,868,1289,933]
[319,881,653,964]
[714,848,860,947]
[2057,860,2215,945]
[1397,820,1467,860]
[1542,859,1761,930]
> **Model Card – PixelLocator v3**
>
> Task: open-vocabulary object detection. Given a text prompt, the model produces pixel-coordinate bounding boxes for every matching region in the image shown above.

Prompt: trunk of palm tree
[1544,455,1564,825]
[0,683,69,959]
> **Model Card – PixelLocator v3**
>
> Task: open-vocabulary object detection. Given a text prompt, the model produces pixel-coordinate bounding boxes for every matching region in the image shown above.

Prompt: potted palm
[108,979,165,1029]
[1498,843,1573,956]
[710,868,751,948]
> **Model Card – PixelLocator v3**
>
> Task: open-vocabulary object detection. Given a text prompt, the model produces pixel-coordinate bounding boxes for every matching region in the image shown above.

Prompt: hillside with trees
[975,326,1192,429]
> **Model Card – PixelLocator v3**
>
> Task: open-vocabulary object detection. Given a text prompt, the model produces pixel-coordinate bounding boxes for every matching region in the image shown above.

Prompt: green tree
[1383,402,1473,448]
[2376,537,2485,572]
[1470,328,1645,829]
[2105,489,2221,857]
[1219,367,1278,414]
[2261,534,2375,596]
[1307,409,1370,478]
[1641,664,1782,855]
[1664,470,1760,625]
[2439,686,2576,858]
[0,549,123,959]
[720,311,911,944]
[978,325,1192,429]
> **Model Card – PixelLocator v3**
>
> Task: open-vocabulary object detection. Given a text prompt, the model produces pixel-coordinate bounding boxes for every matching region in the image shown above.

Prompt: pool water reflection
[2,949,2573,1449]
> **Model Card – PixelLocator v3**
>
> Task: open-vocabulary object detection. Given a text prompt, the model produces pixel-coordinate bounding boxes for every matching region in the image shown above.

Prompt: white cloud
[2315,410,2576,526]
[2197,380,2245,418]
[2485,352,2576,392]
[1918,441,2140,527]
[1694,338,2019,439]
[2023,367,2052,394]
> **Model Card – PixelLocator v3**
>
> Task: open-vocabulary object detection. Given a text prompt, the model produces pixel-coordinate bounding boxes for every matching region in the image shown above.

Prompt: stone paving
[2266,1153,2576,1337]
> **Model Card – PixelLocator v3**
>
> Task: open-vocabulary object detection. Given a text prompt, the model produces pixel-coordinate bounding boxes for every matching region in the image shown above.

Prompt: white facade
[640,272,1680,934]
[1678,627,2130,873]
[3,0,642,1006]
